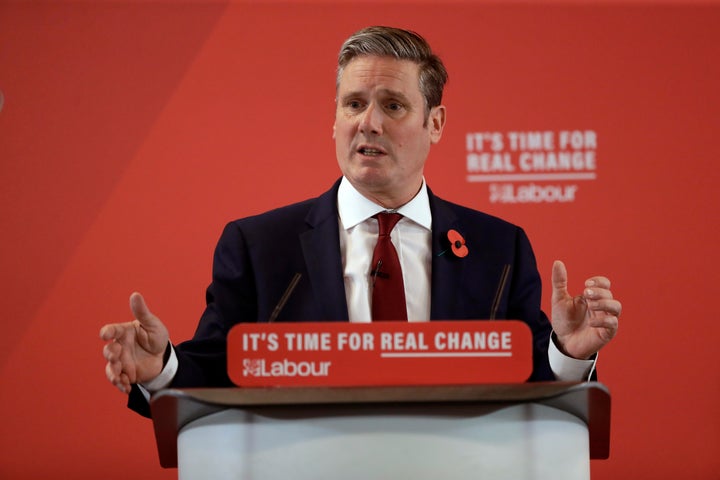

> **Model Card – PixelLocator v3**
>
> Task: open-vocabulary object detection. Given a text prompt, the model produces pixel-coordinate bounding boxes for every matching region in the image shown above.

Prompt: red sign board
[227,321,532,387]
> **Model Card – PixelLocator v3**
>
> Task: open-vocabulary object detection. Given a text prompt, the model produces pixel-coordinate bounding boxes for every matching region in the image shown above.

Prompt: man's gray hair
[337,26,448,115]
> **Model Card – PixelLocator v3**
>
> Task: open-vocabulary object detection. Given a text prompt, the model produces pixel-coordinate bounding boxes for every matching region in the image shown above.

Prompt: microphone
[489,264,511,320]
[370,259,389,284]
[268,273,302,323]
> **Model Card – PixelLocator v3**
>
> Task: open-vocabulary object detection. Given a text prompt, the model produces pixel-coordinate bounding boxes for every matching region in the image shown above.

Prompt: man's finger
[129,292,157,327]
[99,322,131,341]
[105,360,121,383]
[100,320,138,342]
[587,298,622,317]
[103,342,115,361]
[551,260,569,301]
[118,373,131,394]
[586,276,611,289]
[99,324,116,341]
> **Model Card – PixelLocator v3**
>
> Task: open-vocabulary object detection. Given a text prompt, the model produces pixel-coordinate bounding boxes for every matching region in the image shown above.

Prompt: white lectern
[151,382,610,480]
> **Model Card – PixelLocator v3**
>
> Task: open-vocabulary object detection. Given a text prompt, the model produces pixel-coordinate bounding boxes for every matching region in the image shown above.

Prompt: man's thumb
[551,260,569,301]
[129,292,157,327]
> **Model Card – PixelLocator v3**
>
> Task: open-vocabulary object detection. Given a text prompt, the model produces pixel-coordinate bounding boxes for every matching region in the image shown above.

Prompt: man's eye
[347,101,363,109]
[386,103,403,112]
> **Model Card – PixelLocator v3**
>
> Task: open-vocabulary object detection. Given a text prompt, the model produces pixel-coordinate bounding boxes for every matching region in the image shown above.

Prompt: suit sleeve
[506,228,554,382]
[127,222,254,416]
[172,221,256,388]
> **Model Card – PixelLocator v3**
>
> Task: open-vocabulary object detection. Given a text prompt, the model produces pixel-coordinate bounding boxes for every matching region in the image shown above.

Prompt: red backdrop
[1,1,718,478]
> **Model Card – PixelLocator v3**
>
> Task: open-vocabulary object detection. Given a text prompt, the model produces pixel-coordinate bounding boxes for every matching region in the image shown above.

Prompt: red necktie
[371,213,407,321]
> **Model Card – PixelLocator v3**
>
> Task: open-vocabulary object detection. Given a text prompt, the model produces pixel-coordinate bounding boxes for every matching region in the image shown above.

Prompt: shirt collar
[337,176,432,231]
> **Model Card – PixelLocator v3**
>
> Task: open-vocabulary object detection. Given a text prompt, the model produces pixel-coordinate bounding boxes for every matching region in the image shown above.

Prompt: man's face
[334,56,446,208]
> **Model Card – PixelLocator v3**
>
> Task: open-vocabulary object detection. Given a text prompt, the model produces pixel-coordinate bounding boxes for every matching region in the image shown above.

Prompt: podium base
[177,403,590,480]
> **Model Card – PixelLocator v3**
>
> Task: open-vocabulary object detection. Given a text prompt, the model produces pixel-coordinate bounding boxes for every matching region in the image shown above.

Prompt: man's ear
[428,105,446,144]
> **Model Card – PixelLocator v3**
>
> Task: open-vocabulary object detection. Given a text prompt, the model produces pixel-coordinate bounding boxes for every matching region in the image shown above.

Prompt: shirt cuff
[548,333,597,381]
[140,343,178,393]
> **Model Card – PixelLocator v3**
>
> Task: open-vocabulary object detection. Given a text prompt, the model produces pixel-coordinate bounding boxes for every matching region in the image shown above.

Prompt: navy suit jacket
[129,179,553,415]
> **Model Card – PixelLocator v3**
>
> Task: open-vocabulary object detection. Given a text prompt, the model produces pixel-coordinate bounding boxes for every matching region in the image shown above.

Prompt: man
[101,26,621,417]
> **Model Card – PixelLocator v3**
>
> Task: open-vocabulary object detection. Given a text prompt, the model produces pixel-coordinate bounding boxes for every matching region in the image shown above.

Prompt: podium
[150,382,610,480]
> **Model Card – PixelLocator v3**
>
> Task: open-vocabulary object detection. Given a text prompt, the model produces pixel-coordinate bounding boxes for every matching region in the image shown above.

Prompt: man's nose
[359,103,383,135]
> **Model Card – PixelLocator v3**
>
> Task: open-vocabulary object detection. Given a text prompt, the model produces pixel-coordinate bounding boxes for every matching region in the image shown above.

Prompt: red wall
[1,1,718,478]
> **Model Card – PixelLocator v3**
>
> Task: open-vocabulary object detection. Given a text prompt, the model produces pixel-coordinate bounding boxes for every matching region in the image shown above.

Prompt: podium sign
[227,320,532,387]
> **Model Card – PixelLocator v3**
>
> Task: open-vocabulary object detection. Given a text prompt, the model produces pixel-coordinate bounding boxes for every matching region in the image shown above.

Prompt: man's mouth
[358,146,385,157]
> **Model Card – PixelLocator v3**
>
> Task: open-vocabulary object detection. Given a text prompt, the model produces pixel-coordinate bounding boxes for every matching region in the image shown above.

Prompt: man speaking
[100,26,621,416]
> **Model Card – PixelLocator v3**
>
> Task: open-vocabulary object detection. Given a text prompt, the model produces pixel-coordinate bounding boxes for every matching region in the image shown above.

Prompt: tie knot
[376,212,403,236]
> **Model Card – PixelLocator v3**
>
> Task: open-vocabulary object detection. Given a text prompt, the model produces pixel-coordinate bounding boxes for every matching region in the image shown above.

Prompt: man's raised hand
[100,293,169,394]
[550,260,621,360]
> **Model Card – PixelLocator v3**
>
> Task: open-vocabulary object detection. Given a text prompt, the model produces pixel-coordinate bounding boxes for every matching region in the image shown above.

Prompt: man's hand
[550,260,621,360]
[100,293,169,394]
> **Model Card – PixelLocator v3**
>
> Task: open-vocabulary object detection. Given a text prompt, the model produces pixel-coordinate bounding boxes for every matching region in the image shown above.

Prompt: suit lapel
[298,183,474,321]
[428,191,465,320]
[299,180,349,321]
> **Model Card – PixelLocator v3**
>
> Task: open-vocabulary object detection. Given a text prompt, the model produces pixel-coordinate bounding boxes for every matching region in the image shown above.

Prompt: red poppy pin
[442,229,469,258]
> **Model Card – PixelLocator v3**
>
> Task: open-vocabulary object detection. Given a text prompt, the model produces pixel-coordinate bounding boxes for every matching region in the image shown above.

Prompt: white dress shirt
[337,176,432,322]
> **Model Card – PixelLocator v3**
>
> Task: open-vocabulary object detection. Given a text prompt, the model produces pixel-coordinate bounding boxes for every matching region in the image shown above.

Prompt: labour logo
[243,358,263,376]
[465,130,598,204]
